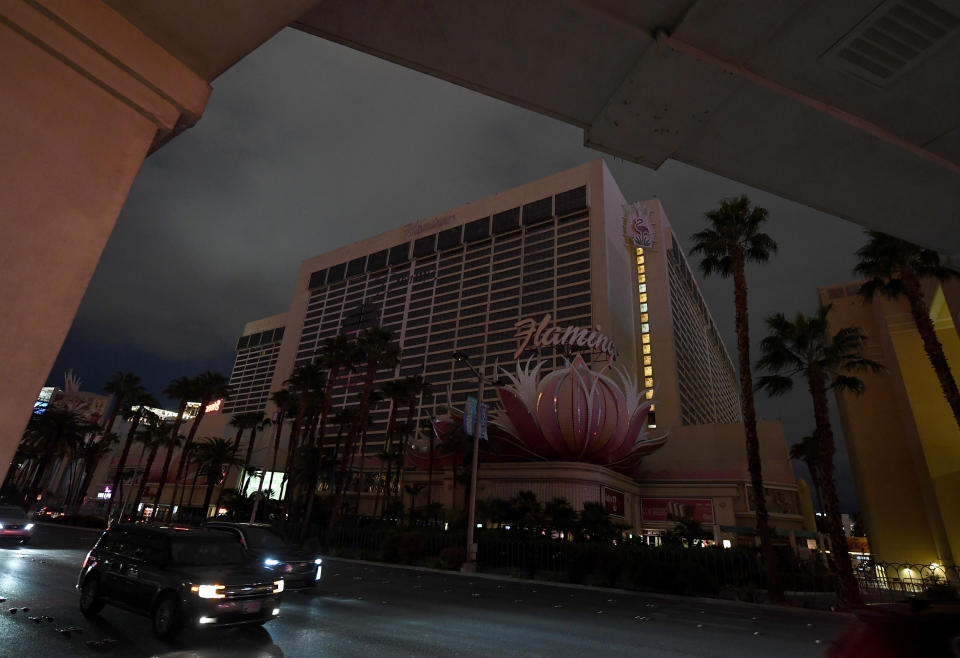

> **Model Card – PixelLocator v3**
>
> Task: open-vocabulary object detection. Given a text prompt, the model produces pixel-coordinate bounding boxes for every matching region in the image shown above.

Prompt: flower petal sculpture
[406,356,667,476]
[490,355,667,475]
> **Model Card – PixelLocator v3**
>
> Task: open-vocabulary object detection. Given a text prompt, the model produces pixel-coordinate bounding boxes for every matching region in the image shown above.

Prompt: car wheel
[152,595,182,640]
[79,576,104,616]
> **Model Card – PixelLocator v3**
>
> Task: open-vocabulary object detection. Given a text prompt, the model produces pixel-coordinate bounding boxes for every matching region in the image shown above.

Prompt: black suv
[204,522,322,590]
[76,524,284,639]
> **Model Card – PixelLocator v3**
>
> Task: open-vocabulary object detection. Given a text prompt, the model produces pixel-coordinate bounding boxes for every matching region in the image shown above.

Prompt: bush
[648,561,719,596]
[380,531,428,564]
[566,543,594,584]
[439,546,466,570]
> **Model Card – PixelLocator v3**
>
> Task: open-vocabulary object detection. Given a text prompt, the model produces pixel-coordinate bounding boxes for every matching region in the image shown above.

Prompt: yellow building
[818,280,960,566]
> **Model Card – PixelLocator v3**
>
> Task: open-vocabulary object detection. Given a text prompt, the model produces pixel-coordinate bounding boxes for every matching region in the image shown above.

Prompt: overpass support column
[0,0,209,483]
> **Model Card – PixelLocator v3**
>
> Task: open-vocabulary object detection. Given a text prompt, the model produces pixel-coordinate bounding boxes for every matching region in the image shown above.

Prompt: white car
[0,505,35,544]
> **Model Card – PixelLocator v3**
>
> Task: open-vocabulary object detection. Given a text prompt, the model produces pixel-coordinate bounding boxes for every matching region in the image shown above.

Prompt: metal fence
[853,561,959,603]
[326,526,959,603]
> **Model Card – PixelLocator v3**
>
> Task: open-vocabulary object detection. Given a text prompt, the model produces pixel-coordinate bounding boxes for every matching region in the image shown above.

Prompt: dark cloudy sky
[48,28,869,510]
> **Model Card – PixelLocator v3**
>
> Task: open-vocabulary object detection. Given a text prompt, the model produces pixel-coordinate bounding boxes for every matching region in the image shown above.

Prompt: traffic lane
[0,526,283,657]
[290,559,848,658]
[2,525,847,657]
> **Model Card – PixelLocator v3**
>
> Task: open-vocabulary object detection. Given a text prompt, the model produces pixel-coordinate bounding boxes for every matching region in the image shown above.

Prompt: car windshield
[243,527,288,550]
[0,506,26,518]
[170,538,245,566]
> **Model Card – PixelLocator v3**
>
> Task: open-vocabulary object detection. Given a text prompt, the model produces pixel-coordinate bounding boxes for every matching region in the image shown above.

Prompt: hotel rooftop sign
[513,313,617,361]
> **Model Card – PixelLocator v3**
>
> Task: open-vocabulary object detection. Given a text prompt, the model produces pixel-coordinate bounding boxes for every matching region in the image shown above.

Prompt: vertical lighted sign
[624,203,656,428]
[463,395,478,437]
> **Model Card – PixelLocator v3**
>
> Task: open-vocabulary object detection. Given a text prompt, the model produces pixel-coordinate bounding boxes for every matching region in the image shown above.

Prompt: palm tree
[393,375,431,512]
[131,418,173,518]
[756,304,883,608]
[789,434,824,513]
[67,430,118,513]
[690,194,784,603]
[328,327,400,538]
[153,376,197,518]
[854,231,960,431]
[376,378,413,517]
[282,362,326,513]
[315,335,360,448]
[265,389,296,499]
[101,371,143,452]
[404,483,425,523]
[172,371,230,519]
[238,412,271,493]
[22,406,97,502]
[104,391,158,521]
[191,437,243,518]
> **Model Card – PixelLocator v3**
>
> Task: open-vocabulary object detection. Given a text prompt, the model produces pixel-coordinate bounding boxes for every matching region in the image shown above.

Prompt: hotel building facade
[208,160,809,546]
[818,280,960,566]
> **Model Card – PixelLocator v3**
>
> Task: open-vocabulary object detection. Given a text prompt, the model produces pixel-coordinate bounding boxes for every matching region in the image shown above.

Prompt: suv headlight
[264,558,280,567]
[273,580,284,594]
[191,584,226,599]
[24,523,34,530]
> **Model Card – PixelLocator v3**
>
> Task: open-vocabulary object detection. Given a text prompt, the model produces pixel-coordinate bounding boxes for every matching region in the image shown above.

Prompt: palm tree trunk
[282,394,310,512]
[267,413,284,498]
[186,463,202,520]
[901,265,960,431]
[427,432,435,510]
[153,400,186,518]
[240,426,258,493]
[327,362,376,544]
[133,444,160,518]
[809,373,863,608]
[170,403,209,521]
[353,429,367,519]
[731,248,785,604]
[104,412,142,521]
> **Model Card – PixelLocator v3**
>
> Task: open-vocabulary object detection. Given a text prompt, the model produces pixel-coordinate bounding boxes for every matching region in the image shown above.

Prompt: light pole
[452,351,500,573]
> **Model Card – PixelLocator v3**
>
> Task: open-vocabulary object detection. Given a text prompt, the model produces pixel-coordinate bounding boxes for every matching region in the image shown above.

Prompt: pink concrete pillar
[0,0,209,482]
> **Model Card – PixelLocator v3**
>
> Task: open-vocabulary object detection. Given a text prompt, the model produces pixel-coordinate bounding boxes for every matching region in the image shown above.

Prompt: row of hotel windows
[305,186,587,291]
[290,211,594,444]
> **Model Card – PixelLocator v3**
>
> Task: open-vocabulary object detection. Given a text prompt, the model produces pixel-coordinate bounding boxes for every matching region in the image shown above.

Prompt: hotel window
[643,356,651,365]
[640,303,647,312]
[642,334,650,344]
[644,366,653,377]
[645,377,654,388]
[639,284,647,293]
[641,313,649,323]
[641,323,649,333]
[639,293,647,303]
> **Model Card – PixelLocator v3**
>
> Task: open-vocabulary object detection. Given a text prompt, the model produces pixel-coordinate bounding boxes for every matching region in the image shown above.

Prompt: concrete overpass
[2,0,958,481]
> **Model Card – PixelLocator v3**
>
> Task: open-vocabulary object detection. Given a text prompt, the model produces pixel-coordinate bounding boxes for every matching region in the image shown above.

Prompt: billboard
[641,498,714,525]
[602,487,625,517]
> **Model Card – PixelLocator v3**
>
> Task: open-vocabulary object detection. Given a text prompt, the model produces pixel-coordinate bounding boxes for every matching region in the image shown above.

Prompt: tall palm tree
[328,327,400,538]
[689,195,784,603]
[101,371,143,452]
[854,231,960,431]
[131,418,172,518]
[172,371,230,519]
[315,335,360,448]
[281,363,325,511]
[756,304,883,608]
[22,406,97,502]
[392,375,431,511]
[238,411,270,493]
[104,391,158,521]
[192,437,243,519]
[67,430,117,513]
[789,434,824,513]
[376,378,413,518]
[153,376,197,517]
[265,389,296,499]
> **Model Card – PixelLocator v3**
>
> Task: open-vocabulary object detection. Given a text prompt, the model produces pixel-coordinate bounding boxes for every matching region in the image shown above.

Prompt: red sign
[205,399,223,413]
[641,498,714,525]
[602,487,625,517]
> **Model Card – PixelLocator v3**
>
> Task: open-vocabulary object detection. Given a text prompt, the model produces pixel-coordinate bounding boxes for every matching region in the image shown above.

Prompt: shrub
[439,546,466,570]
[397,531,427,564]
[566,543,594,584]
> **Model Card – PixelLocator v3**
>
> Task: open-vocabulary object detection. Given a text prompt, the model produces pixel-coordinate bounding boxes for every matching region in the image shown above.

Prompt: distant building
[818,280,960,565]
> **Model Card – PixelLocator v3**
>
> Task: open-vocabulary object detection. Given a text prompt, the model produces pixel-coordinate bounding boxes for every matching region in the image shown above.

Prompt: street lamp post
[452,351,498,573]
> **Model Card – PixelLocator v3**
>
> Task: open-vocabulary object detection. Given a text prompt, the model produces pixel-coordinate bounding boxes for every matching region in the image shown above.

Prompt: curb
[322,556,854,618]
[37,521,105,533]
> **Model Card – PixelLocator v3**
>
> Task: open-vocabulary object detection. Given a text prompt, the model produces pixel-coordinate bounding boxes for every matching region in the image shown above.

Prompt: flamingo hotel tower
[216,160,808,544]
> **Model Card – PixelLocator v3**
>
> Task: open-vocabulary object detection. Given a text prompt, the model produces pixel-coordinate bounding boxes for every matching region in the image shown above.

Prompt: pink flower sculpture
[489,355,667,475]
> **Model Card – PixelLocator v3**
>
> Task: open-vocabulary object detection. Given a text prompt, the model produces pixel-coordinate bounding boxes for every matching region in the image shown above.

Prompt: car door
[98,531,132,601]
[126,535,169,610]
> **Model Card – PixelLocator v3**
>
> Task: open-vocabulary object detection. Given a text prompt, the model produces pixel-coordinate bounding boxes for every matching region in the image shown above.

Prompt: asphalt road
[0,524,852,657]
